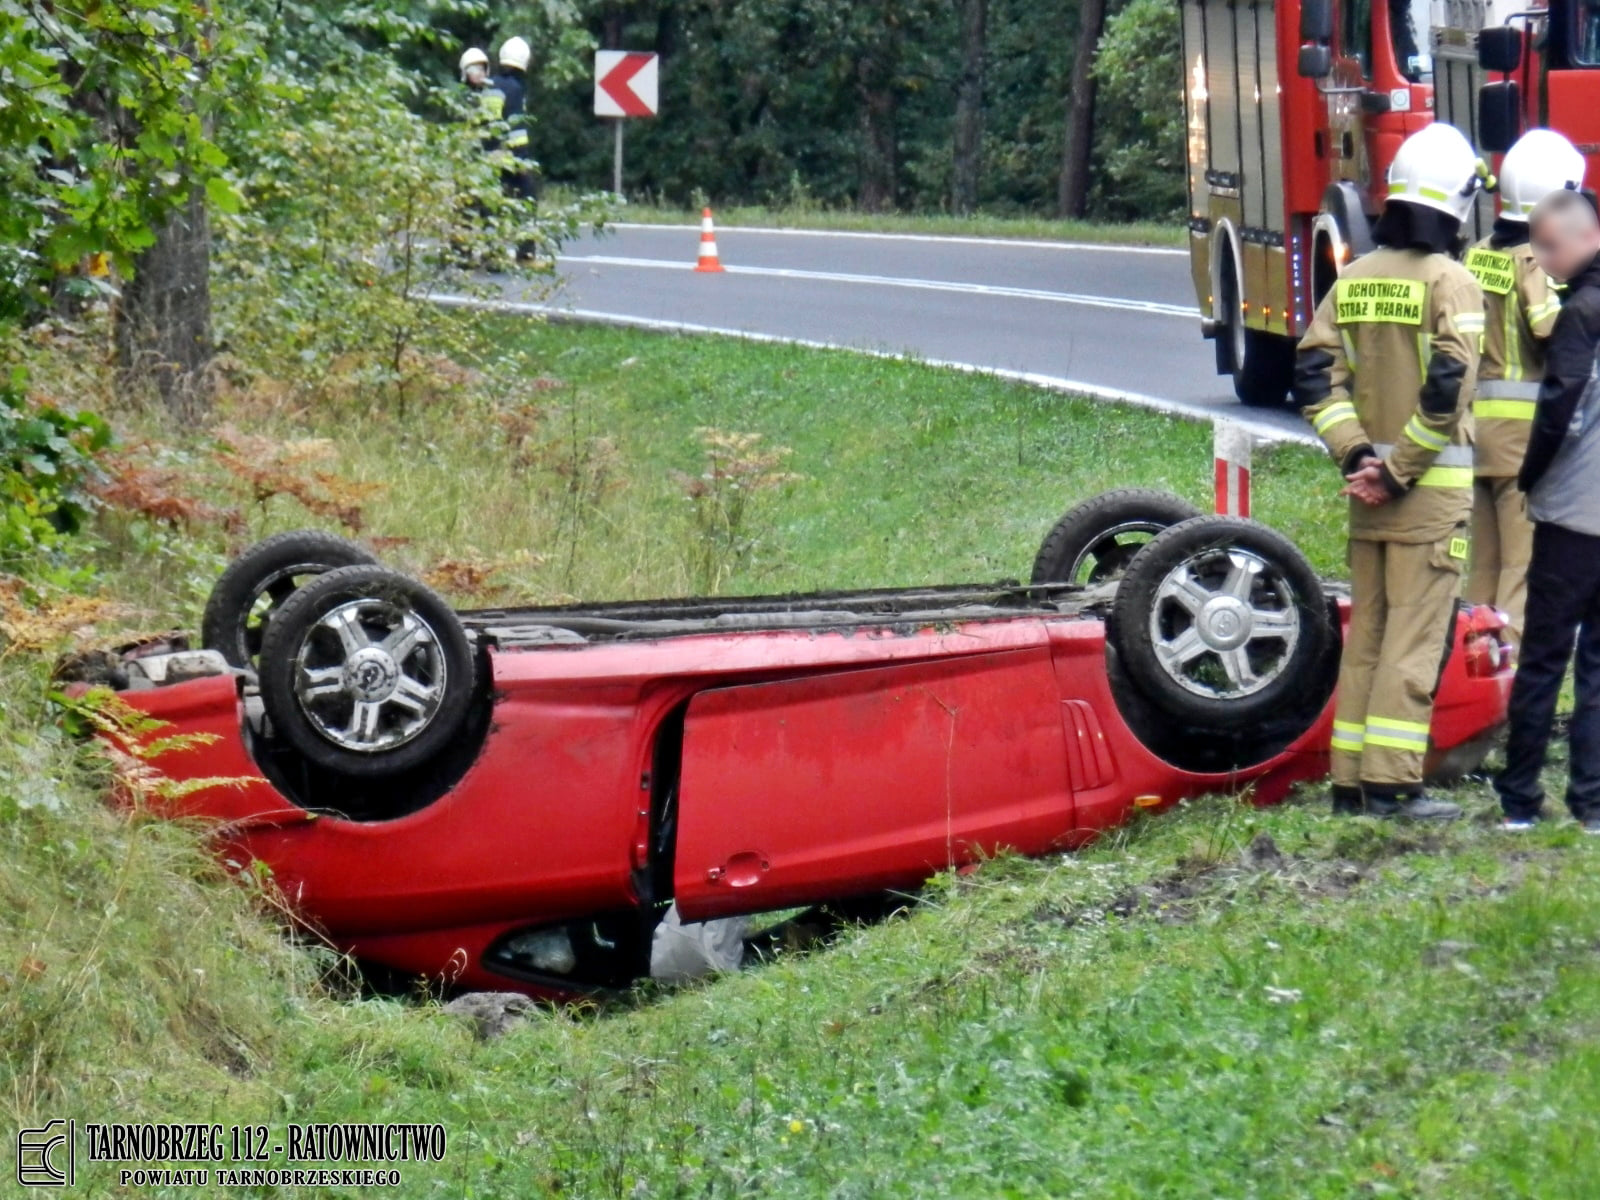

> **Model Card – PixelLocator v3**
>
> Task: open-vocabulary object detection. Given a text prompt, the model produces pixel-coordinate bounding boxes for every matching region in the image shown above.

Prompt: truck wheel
[201,530,379,669]
[1234,329,1296,408]
[1108,516,1333,728]
[1030,489,1202,586]
[258,565,476,778]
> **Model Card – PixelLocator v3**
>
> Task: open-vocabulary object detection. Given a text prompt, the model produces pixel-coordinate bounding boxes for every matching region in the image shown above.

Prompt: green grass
[6,321,1593,1198]
[263,320,1341,607]
[585,193,1186,248]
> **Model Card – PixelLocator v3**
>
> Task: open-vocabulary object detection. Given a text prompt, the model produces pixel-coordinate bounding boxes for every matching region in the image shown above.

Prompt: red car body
[113,587,1512,997]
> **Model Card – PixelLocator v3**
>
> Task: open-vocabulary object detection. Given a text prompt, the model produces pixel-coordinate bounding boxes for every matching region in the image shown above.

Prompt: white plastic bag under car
[649,903,749,982]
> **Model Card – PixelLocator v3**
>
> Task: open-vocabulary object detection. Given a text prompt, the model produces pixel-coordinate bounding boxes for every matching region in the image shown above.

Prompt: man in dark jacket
[1495,188,1600,830]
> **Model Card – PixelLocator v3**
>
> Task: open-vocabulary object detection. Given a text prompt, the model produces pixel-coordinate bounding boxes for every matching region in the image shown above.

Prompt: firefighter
[459,47,506,147]
[493,36,537,201]
[1294,123,1486,821]
[1464,129,1583,645]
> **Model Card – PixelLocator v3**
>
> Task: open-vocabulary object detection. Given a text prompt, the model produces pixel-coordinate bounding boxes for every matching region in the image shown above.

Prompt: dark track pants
[1495,522,1600,820]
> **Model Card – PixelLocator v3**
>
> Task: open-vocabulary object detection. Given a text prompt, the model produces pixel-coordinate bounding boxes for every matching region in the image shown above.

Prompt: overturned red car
[89,491,1512,995]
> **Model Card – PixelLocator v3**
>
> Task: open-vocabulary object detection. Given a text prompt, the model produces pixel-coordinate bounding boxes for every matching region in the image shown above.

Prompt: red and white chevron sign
[594,51,659,118]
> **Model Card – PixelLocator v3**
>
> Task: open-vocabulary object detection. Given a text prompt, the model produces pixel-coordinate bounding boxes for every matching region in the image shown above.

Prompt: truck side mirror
[1300,0,1334,43]
[1478,26,1523,73]
[1298,44,1334,79]
[1478,81,1523,154]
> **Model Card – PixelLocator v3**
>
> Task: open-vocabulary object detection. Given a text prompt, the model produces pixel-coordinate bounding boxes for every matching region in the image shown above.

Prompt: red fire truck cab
[1437,0,1600,186]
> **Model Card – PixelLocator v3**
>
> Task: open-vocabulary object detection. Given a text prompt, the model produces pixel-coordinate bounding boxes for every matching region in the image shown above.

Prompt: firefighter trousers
[1467,476,1531,646]
[1331,533,1465,795]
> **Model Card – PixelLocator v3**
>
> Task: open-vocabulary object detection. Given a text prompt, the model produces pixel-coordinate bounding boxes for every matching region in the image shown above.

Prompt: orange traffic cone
[695,207,725,273]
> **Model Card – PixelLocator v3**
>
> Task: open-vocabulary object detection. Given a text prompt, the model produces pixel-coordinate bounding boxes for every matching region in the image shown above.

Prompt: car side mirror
[1478,26,1523,73]
[1300,0,1334,43]
[1298,44,1334,79]
[1478,81,1523,154]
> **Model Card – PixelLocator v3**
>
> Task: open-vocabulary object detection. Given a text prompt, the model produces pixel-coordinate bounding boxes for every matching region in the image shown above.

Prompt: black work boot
[1365,788,1461,821]
[1330,784,1364,816]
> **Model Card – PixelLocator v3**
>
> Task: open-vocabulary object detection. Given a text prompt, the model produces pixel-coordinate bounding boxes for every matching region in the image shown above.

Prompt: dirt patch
[1035,831,1439,930]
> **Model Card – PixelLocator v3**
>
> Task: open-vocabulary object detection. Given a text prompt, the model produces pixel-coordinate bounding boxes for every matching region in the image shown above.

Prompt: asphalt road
[485,223,1312,442]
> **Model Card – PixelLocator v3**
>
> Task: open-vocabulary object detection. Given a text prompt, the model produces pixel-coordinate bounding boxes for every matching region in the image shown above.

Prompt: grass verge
[6,318,1586,1198]
[587,194,1186,248]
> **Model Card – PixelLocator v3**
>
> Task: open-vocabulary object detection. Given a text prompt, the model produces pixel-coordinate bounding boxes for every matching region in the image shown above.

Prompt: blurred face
[465,63,488,87]
[1532,209,1600,283]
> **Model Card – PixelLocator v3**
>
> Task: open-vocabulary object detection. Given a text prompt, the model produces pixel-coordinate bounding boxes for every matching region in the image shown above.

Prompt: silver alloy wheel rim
[292,598,446,752]
[1068,519,1166,584]
[1147,548,1300,699]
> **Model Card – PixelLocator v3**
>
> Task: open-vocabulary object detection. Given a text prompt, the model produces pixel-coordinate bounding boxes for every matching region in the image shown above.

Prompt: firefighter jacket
[1295,246,1484,543]
[1465,227,1562,478]
[491,69,533,161]
[469,82,508,152]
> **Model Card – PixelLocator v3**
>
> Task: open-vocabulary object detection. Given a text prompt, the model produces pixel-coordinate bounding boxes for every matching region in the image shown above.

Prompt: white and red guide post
[1213,420,1252,519]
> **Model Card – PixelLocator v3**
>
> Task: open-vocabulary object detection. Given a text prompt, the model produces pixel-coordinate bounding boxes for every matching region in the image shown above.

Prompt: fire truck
[1184,0,1600,408]
[1434,0,1600,183]
[1180,0,1435,407]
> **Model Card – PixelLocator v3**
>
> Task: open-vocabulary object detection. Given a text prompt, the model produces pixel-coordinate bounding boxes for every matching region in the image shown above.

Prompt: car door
[672,647,1073,921]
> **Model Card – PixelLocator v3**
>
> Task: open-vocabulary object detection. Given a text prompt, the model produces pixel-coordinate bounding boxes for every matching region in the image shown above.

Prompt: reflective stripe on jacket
[1466,236,1561,478]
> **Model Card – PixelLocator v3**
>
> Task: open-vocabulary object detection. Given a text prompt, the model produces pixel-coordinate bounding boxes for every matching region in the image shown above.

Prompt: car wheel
[1030,489,1203,586]
[258,564,477,778]
[1108,516,1334,728]
[201,530,379,669]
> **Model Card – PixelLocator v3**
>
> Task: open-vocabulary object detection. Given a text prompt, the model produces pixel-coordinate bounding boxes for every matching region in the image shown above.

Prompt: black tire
[201,530,379,669]
[1234,329,1296,408]
[1216,251,1294,407]
[1030,489,1203,586]
[258,565,476,778]
[1108,516,1334,729]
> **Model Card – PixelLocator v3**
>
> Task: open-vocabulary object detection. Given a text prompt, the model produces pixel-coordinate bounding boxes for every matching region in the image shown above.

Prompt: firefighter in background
[1464,129,1583,646]
[493,36,537,201]
[1294,123,1486,821]
[459,47,506,147]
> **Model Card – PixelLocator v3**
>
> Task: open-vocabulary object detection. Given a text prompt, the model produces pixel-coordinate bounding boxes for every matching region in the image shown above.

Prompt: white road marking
[559,254,1200,320]
[606,221,1189,256]
[428,291,1315,445]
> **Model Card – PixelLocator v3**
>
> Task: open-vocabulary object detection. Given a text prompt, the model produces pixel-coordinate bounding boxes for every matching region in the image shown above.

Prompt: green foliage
[0,371,113,568]
[506,0,1183,221]
[211,2,611,412]
[1092,0,1187,221]
[0,1,241,320]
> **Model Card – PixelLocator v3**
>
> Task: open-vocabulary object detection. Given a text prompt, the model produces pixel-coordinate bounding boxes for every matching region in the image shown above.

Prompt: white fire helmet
[1498,129,1587,221]
[1385,123,1483,224]
[459,47,489,80]
[499,36,531,71]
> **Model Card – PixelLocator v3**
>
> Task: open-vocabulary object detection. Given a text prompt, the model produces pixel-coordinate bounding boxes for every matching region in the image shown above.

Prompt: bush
[0,371,113,569]
[212,34,610,417]
[1090,0,1187,223]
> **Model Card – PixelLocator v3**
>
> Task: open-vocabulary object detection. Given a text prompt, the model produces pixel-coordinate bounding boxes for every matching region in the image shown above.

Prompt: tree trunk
[856,51,899,212]
[1057,0,1107,219]
[114,187,214,421]
[951,0,987,215]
